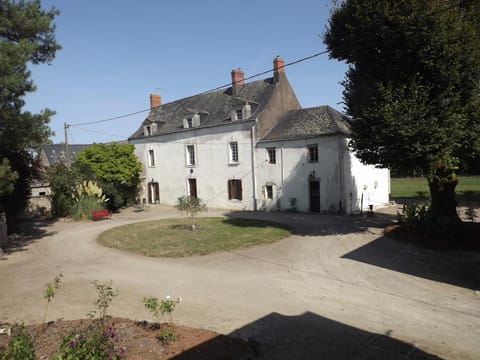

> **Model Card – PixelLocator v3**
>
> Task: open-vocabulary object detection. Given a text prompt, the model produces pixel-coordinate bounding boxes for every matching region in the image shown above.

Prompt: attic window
[235,109,243,120]
[231,103,251,121]
[183,114,200,128]
[144,125,151,136]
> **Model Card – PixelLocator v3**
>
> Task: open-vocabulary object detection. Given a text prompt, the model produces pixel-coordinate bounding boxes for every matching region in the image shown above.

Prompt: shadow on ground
[225,210,396,236]
[1,219,56,257]
[171,312,441,360]
[342,234,480,290]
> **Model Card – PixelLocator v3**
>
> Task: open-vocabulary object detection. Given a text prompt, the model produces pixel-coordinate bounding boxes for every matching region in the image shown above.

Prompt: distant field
[391,176,480,200]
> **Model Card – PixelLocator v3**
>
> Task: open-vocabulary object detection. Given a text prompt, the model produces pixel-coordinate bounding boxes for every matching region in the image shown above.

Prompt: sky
[24,0,349,145]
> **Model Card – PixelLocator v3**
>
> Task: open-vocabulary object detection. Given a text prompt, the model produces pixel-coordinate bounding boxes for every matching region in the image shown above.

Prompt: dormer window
[231,103,251,121]
[183,113,201,128]
[235,109,243,120]
[144,125,151,136]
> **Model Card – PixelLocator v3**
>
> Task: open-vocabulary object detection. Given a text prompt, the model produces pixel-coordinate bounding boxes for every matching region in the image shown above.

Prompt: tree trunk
[427,177,460,221]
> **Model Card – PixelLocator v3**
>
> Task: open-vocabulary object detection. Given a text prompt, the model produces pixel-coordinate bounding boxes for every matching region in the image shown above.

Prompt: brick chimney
[231,68,244,96]
[273,56,285,84]
[150,93,161,109]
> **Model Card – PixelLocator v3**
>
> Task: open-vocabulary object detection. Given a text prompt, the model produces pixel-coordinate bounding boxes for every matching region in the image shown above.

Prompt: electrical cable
[67,50,329,128]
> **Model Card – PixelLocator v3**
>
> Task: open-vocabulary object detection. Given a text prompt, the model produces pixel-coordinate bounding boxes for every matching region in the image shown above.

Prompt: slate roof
[260,106,350,142]
[129,78,276,140]
[40,144,91,166]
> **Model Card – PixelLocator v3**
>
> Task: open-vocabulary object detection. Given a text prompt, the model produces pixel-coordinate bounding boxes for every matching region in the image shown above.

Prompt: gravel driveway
[1,205,479,359]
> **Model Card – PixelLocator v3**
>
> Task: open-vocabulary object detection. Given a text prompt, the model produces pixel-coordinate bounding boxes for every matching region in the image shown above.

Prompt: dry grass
[97,217,291,257]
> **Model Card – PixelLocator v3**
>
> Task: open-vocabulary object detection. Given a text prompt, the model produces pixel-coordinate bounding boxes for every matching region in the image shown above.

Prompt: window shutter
[228,180,232,200]
[238,180,243,201]
[183,118,189,128]
[192,114,200,127]
[243,103,251,119]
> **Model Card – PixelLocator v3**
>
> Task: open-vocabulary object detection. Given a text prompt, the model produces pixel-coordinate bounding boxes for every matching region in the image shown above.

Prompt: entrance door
[309,180,320,212]
[188,178,197,198]
[148,182,160,204]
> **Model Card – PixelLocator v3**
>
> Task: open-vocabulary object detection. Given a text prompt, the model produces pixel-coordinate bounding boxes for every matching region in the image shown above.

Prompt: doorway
[309,180,320,212]
[188,178,197,198]
[148,182,159,204]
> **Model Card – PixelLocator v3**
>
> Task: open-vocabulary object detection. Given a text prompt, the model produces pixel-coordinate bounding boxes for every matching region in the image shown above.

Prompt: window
[229,141,239,163]
[228,179,242,200]
[308,144,319,162]
[265,185,273,199]
[267,148,276,164]
[145,125,151,136]
[148,149,155,167]
[187,118,193,128]
[186,145,195,166]
[235,109,243,120]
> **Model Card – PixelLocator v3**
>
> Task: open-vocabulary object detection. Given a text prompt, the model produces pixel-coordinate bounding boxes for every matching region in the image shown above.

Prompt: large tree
[324,0,480,220]
[74,143,142,211]
[0,0,60,229]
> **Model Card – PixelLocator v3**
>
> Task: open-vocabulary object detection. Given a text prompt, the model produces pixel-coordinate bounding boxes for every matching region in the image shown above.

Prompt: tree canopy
[324,0,480,219]
[74,143,142,210]
[0,0,60,227]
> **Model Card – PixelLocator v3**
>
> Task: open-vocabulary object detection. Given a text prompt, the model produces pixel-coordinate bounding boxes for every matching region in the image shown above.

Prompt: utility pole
[64,122,71,167]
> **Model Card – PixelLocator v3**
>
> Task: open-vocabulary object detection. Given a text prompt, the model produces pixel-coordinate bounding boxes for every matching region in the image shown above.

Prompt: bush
[54,323,124,360]
[398,202,430,228]
[71,196,104,220]
[1,325,36,360]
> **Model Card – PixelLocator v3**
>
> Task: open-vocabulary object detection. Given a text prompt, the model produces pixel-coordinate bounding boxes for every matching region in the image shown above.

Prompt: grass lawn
[391,176,480,200]
[97,217,291,257]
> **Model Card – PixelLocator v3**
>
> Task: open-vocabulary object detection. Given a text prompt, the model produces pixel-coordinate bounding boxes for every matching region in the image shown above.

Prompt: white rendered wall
[344,151,390,213]
[130,122,256,210]
[256,136,390,213]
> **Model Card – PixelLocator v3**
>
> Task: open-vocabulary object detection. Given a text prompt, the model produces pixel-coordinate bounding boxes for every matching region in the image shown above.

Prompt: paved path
[0,205,479,359]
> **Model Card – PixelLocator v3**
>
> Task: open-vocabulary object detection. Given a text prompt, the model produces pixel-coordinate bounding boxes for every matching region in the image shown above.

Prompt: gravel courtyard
[0,205,479,359]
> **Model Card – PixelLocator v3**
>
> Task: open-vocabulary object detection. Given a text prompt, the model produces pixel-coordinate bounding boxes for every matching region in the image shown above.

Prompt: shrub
[1,325,36,360]
[89,280,118,322]
[143,295,182,344]
[54,324,124,360]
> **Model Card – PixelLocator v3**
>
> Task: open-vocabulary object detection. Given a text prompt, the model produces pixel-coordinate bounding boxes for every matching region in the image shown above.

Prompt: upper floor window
[186,144,196,166]
[267,148,276,164]
[228,179,242,201]
[145,125,152,136]
[308,144,319,162]
[148,149,155,167]
[229,141,239,163]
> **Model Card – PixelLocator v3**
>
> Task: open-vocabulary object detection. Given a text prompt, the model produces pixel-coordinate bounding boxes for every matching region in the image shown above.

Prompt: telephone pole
[64,122,71,167]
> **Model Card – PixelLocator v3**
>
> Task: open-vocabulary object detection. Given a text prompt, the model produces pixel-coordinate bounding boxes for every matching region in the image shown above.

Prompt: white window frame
[267,147,276,164]
[229,141,239,164]
[186,144,196,166]
[148,148,155,167]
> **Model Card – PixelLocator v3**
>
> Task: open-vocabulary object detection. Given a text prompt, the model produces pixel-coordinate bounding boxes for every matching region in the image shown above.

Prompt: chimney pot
[231,68,244,96]
[150,93,161,109]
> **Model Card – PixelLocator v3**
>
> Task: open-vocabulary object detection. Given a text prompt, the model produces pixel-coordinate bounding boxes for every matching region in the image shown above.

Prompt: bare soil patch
[0,318,250,360]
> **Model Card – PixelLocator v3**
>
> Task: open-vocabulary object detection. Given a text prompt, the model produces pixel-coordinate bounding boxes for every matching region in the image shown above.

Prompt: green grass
[97,217,291,257]
[391,176,480,200]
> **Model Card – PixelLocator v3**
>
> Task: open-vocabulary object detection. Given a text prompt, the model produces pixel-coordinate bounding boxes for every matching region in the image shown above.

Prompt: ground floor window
[228,179,242,200]
[265,185,273,199]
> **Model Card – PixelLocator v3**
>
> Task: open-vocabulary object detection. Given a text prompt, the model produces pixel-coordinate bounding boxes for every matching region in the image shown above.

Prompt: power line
[67,50,329,128]
[69,108,150,126]
[69,125,128,140]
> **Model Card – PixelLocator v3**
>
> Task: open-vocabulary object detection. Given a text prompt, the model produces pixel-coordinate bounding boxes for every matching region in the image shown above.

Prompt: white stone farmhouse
[128,57,389,213]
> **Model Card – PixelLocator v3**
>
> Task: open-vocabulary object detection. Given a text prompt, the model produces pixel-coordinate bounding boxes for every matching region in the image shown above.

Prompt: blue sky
[25,0,348,145]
